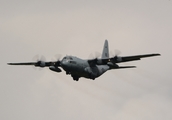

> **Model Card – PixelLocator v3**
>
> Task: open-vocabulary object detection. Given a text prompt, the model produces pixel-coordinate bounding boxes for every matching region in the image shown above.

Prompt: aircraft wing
[110,53,161,63]
[8,62,37,65]
[88,53,160,66]
[7,61,58,67]
[88,58,98,67]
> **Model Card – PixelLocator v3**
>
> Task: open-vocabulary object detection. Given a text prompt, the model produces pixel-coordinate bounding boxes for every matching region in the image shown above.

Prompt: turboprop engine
[35,61,46,67]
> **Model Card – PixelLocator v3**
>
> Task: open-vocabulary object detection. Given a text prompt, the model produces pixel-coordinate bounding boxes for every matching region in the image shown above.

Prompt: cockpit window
[62,56,73,61]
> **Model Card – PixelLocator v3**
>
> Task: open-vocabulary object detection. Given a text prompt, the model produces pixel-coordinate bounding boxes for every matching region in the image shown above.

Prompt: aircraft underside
[63,64,111,81]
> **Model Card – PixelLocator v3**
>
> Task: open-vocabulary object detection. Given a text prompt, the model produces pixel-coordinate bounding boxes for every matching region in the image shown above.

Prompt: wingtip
[129,66,136,68]
[7,63,16,65]
[154,53,161,56]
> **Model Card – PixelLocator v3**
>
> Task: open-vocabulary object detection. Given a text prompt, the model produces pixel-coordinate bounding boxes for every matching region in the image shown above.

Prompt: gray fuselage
[59,56,110,80]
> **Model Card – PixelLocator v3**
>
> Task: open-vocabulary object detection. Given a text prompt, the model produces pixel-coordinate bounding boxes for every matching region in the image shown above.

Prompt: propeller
[89,52,101,60]
[32,55,46,68]
[88,52,101,66]
[54,54,62,67]
[55,54,62,61]
[110,50,122,63]
[110,49,121,57]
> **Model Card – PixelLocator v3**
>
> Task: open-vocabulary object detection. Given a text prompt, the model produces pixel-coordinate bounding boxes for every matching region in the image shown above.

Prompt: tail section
[101,40,109,59]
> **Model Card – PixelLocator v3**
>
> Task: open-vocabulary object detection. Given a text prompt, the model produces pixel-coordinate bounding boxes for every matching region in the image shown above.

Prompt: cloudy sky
[1,0,172,120]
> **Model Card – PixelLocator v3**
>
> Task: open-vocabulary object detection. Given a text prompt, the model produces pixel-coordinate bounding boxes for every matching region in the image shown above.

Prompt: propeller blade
[55,54,62,61]
[33,55,38,60]
[40,55,46,61]
[109,50,122,63]
[89,52,101,59]
[115,49,121,56]
[95,52,101,58]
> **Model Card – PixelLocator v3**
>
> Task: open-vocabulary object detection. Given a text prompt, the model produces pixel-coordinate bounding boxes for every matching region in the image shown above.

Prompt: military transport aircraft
[8,40,160,81]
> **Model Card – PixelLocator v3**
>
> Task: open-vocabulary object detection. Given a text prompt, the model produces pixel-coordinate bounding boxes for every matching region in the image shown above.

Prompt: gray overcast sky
[1,0,172,120]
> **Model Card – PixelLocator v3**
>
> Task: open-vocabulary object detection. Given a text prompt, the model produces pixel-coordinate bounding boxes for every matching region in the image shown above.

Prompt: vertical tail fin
[101,40,109,59]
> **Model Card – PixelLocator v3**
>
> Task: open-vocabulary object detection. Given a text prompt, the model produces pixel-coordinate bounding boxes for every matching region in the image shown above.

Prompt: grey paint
[8,40,159,81]
[101,39,109,59]
[1,1,172,120]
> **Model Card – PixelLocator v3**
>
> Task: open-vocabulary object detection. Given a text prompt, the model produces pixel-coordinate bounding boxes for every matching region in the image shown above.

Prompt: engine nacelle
[116,56,122,62]
[35,61,46,67]
[49,66,62,72]
[39,61,46,67]
[111,56,122,63]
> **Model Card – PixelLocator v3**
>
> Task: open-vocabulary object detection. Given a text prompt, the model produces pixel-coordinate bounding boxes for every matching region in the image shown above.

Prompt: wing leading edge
[8,62,36,65]
[7,61,56,67]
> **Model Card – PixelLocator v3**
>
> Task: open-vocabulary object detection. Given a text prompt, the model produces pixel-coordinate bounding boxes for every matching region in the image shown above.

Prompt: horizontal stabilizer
[114,66,136,69]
